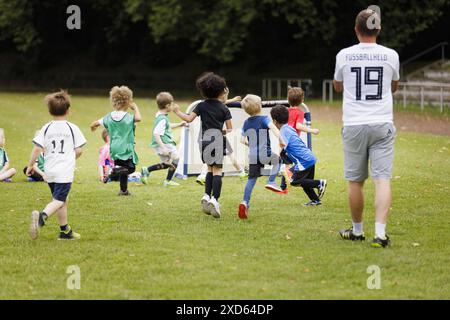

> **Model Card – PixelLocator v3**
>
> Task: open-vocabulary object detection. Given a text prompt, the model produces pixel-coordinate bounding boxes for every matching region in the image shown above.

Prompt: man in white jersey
[333,9,399,248]
[26,91,86,240]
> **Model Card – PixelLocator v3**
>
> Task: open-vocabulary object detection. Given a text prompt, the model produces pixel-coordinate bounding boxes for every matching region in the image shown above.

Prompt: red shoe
[277,189,289,195]
[238,202,248,219]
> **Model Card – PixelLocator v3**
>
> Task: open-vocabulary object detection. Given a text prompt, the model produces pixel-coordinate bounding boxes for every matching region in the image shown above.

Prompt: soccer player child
[23,131,46,182]
[141,92,186,187]
[287,87,319,136]
[98,129,114,182]
[238,95,285,220]
[90,86,142,196]
[0,128,17,182]
[173,72,232,218]
[270,105,327,206]
[196,95,246,185]
[26,91,86,240]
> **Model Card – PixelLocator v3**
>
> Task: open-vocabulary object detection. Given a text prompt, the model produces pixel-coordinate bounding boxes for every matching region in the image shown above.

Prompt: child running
[90,86,141,196]
[270,105,327,206]
[173,72,232,218]
[280,87,321,191]
[195,95,246,184]
[141,92,186,187]
[27,90,86,240]
[0,128,17,182]
[238,95,285,219]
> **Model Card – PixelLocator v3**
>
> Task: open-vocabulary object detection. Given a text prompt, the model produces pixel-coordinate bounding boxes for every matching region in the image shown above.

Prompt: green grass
[0,92,449,299]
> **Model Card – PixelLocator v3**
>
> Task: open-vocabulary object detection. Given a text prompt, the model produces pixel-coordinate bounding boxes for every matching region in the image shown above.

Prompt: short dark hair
[45,90,71,116]
[270,105,289,124]
[355,9,381,37]
[196,72,227,99]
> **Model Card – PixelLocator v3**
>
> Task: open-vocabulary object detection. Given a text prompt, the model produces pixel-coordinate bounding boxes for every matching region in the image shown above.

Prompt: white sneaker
[208,197,221,219]
[29,210,39,240]
[163,180,180,187]
[201,194,211,215]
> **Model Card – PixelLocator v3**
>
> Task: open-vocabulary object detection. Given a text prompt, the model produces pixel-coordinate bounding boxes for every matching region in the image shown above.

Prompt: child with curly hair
[90,86,142,195]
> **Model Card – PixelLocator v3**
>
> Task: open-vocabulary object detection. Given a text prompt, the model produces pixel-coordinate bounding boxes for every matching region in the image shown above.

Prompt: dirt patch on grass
[310,104,450,136]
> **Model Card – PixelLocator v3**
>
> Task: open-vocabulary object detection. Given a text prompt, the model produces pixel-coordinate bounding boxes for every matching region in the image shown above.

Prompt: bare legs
[348,179,391,234]
[0,168,16,181]
[43,199,68,227]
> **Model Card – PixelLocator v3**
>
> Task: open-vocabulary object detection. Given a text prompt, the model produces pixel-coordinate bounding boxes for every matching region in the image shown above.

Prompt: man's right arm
[333,51,344,93]
[391,81,399,93]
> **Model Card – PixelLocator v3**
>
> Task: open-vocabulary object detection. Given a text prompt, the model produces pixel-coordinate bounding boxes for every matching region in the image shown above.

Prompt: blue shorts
[48,183,72,202]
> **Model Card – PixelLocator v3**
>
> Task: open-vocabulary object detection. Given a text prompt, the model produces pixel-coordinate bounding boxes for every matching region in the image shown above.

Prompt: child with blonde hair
[90,86,142,195]
[238,94,285,219]
[141,92,186,186]
[0,128,17,182]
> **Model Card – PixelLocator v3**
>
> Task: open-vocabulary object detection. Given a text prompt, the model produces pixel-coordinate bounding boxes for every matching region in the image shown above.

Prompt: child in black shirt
[173,72,232,218]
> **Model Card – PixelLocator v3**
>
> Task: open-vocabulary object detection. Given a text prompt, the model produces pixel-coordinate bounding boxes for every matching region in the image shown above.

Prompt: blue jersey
[280,124,316,171]
[242,115,272,163]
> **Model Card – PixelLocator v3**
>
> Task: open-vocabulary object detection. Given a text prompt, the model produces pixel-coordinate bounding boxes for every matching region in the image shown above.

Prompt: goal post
[175,100,313,179]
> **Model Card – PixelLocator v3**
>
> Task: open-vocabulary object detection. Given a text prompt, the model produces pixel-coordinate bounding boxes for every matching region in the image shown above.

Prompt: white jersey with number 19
[334,43,400,126]
[33,120,87,183]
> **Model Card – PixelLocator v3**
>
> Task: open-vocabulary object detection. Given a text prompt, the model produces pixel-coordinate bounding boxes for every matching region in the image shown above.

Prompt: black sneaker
[304,200,321,206]
[318,180,327,200]
[118,190,131,196]
[58,229,81,240]
[38,212,47,227]
[339,227,366,241]
[372,236,390,248]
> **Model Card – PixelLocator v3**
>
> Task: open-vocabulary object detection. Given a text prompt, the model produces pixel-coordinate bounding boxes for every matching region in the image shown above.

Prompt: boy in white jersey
[26,91,86,240]
[333,9,399,248]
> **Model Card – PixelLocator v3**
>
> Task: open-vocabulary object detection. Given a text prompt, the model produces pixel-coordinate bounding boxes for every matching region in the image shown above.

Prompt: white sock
[375,222,386,239]
[352,222,363,235]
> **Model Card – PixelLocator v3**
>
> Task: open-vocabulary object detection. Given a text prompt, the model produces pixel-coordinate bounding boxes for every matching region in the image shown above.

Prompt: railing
[395,82,450,112]
[401,42,448,80]
[262,78,312,100]
[322,79,334,103]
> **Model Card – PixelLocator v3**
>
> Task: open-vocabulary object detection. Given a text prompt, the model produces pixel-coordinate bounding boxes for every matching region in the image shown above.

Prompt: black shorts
[48,183,72,202]
[200,139,226,168]
[248,163,265,179]
[114,159,136,174]
[291,165,315,186]
[248,154,280,179]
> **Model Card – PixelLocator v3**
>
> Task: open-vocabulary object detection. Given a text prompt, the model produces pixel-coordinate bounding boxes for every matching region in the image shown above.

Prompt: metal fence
[262,78,312,100]
[395,82,450,112]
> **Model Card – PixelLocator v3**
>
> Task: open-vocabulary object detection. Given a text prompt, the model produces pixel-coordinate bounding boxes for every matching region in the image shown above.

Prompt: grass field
[0,92,449,299]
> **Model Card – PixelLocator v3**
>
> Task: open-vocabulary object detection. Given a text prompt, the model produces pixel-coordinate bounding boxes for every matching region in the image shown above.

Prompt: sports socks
[212,175,222,200]
[165,160,178,181]
[375,222,386,239]
[353,222,363,235]
[205,172,213,196]
[148,163,171,172]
